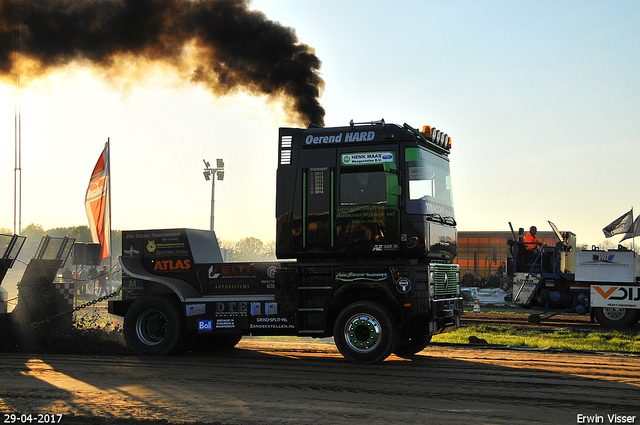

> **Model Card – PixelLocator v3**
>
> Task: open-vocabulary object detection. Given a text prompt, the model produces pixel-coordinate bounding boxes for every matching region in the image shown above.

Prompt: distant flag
[85,141,111,260]
[602,208,633,238]
[621,215,640,242]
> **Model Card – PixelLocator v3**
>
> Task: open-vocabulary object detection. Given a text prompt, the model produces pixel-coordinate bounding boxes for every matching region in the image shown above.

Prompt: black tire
[124,295,187,355]
[216,333,243,348]
[333,301,398,365]
[394,333,432,357]
[593,307,640,328]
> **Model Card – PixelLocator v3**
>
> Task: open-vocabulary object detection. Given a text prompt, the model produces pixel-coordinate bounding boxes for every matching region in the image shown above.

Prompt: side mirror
[387,174,401,207]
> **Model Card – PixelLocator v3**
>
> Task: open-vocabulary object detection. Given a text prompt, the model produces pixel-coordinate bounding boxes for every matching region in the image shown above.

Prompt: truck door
[303,166,334,253]
[335,150,401,255]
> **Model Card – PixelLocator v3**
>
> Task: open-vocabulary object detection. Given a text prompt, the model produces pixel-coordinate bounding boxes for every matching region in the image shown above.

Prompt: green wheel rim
[344,313,381,353]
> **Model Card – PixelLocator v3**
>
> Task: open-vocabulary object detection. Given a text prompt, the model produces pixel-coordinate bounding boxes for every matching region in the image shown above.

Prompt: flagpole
[631,207,636,274]
[107,137,113,272]
[13,5,22,235]
[633,207,636,253]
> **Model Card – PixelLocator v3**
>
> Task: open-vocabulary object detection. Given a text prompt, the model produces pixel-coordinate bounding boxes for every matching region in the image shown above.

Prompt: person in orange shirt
[523,226,542,254]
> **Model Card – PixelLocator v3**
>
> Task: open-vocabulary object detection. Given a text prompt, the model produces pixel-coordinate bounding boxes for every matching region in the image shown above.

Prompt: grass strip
[432,324,640,353]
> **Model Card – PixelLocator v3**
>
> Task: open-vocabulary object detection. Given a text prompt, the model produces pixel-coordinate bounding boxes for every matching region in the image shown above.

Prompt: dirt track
[1,338,639,425]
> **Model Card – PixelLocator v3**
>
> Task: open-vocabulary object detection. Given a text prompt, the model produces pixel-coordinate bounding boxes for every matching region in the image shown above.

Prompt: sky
[1,0,639,247]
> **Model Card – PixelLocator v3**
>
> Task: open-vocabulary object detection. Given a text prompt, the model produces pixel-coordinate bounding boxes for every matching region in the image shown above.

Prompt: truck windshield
[405,147,454,219]
[340,170,387,205]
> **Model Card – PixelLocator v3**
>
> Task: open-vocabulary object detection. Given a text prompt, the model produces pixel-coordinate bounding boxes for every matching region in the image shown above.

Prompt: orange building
[456,230,558,278]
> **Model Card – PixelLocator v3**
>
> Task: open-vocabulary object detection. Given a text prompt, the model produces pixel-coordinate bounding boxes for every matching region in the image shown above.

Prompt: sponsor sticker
[198,319,213,332]
[341,152,394,166]
[336,272,388,282]
[396,277,411,294]
[186,304,206,317]
[147,240,156,252]
[591,285,640,308]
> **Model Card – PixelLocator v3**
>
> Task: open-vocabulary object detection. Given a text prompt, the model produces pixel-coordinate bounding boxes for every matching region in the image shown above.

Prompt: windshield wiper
[425,213,445,223]
[425,214,456,226]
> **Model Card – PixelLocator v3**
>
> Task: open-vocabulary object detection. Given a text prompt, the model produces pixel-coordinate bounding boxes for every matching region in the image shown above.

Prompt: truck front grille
[431,263,459,297]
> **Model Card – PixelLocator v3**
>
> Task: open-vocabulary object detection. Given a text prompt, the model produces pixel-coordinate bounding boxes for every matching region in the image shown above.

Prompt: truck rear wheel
[210,333,243,349]
[393,333,432,357]
[124,295,186,355]
[593,307,640,328]
[333,301,398,364]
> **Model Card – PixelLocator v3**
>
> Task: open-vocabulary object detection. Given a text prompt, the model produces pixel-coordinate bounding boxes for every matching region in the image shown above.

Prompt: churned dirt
[1,337,639,425]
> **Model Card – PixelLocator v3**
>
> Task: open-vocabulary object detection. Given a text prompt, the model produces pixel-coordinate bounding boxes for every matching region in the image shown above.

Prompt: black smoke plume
[0,0,325,126]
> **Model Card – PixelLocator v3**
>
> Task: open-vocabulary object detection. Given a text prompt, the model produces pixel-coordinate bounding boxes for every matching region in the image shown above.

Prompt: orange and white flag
[85,142,111,260]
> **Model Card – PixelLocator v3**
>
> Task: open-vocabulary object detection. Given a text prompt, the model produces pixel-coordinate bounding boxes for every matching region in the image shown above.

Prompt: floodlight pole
[203,158,224,232]
[209,173,216,232]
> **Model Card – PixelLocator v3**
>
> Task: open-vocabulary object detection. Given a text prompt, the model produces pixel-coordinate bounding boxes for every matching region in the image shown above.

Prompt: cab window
[340,169,387,205]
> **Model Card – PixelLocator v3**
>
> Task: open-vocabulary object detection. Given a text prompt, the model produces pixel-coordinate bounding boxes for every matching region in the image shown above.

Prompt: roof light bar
[428,127,450,149]
[420,125,452,150]
[405,123,452,153]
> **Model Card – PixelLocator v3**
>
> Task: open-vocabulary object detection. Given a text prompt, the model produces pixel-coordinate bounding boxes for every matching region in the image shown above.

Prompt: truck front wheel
[593,307,640,328]
[124,295,187,355]
[333,301,398,364]
[394,333,432,357]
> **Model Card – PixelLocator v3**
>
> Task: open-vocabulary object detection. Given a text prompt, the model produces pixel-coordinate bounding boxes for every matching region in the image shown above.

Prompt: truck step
[298,286,332,290]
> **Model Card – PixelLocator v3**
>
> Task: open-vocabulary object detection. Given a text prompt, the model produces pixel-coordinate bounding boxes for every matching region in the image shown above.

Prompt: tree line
[2,224,275,262]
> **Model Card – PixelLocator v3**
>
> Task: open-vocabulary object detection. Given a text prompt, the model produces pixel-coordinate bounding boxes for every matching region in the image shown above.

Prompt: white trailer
[509,222,640,328]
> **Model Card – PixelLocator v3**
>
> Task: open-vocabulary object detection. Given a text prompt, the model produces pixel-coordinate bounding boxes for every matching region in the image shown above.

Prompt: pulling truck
[509,221,640,328]
[109,120,463,364]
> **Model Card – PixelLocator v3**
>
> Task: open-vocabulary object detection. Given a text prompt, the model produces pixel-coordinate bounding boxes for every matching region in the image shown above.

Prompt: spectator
[61,266,72,283]
[461,270,475,287]
[97,265,109,297]
[88,266,97,294]
[500,273,512,291]
[475,274,485,287]
[78,266,88,295]
[487,271,500,288]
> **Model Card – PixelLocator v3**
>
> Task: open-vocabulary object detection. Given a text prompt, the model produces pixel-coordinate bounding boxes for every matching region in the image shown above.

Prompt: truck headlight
[428,267,435,297]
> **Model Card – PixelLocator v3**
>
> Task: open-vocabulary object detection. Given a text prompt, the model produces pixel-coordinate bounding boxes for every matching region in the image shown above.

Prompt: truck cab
[276,120,456,262]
